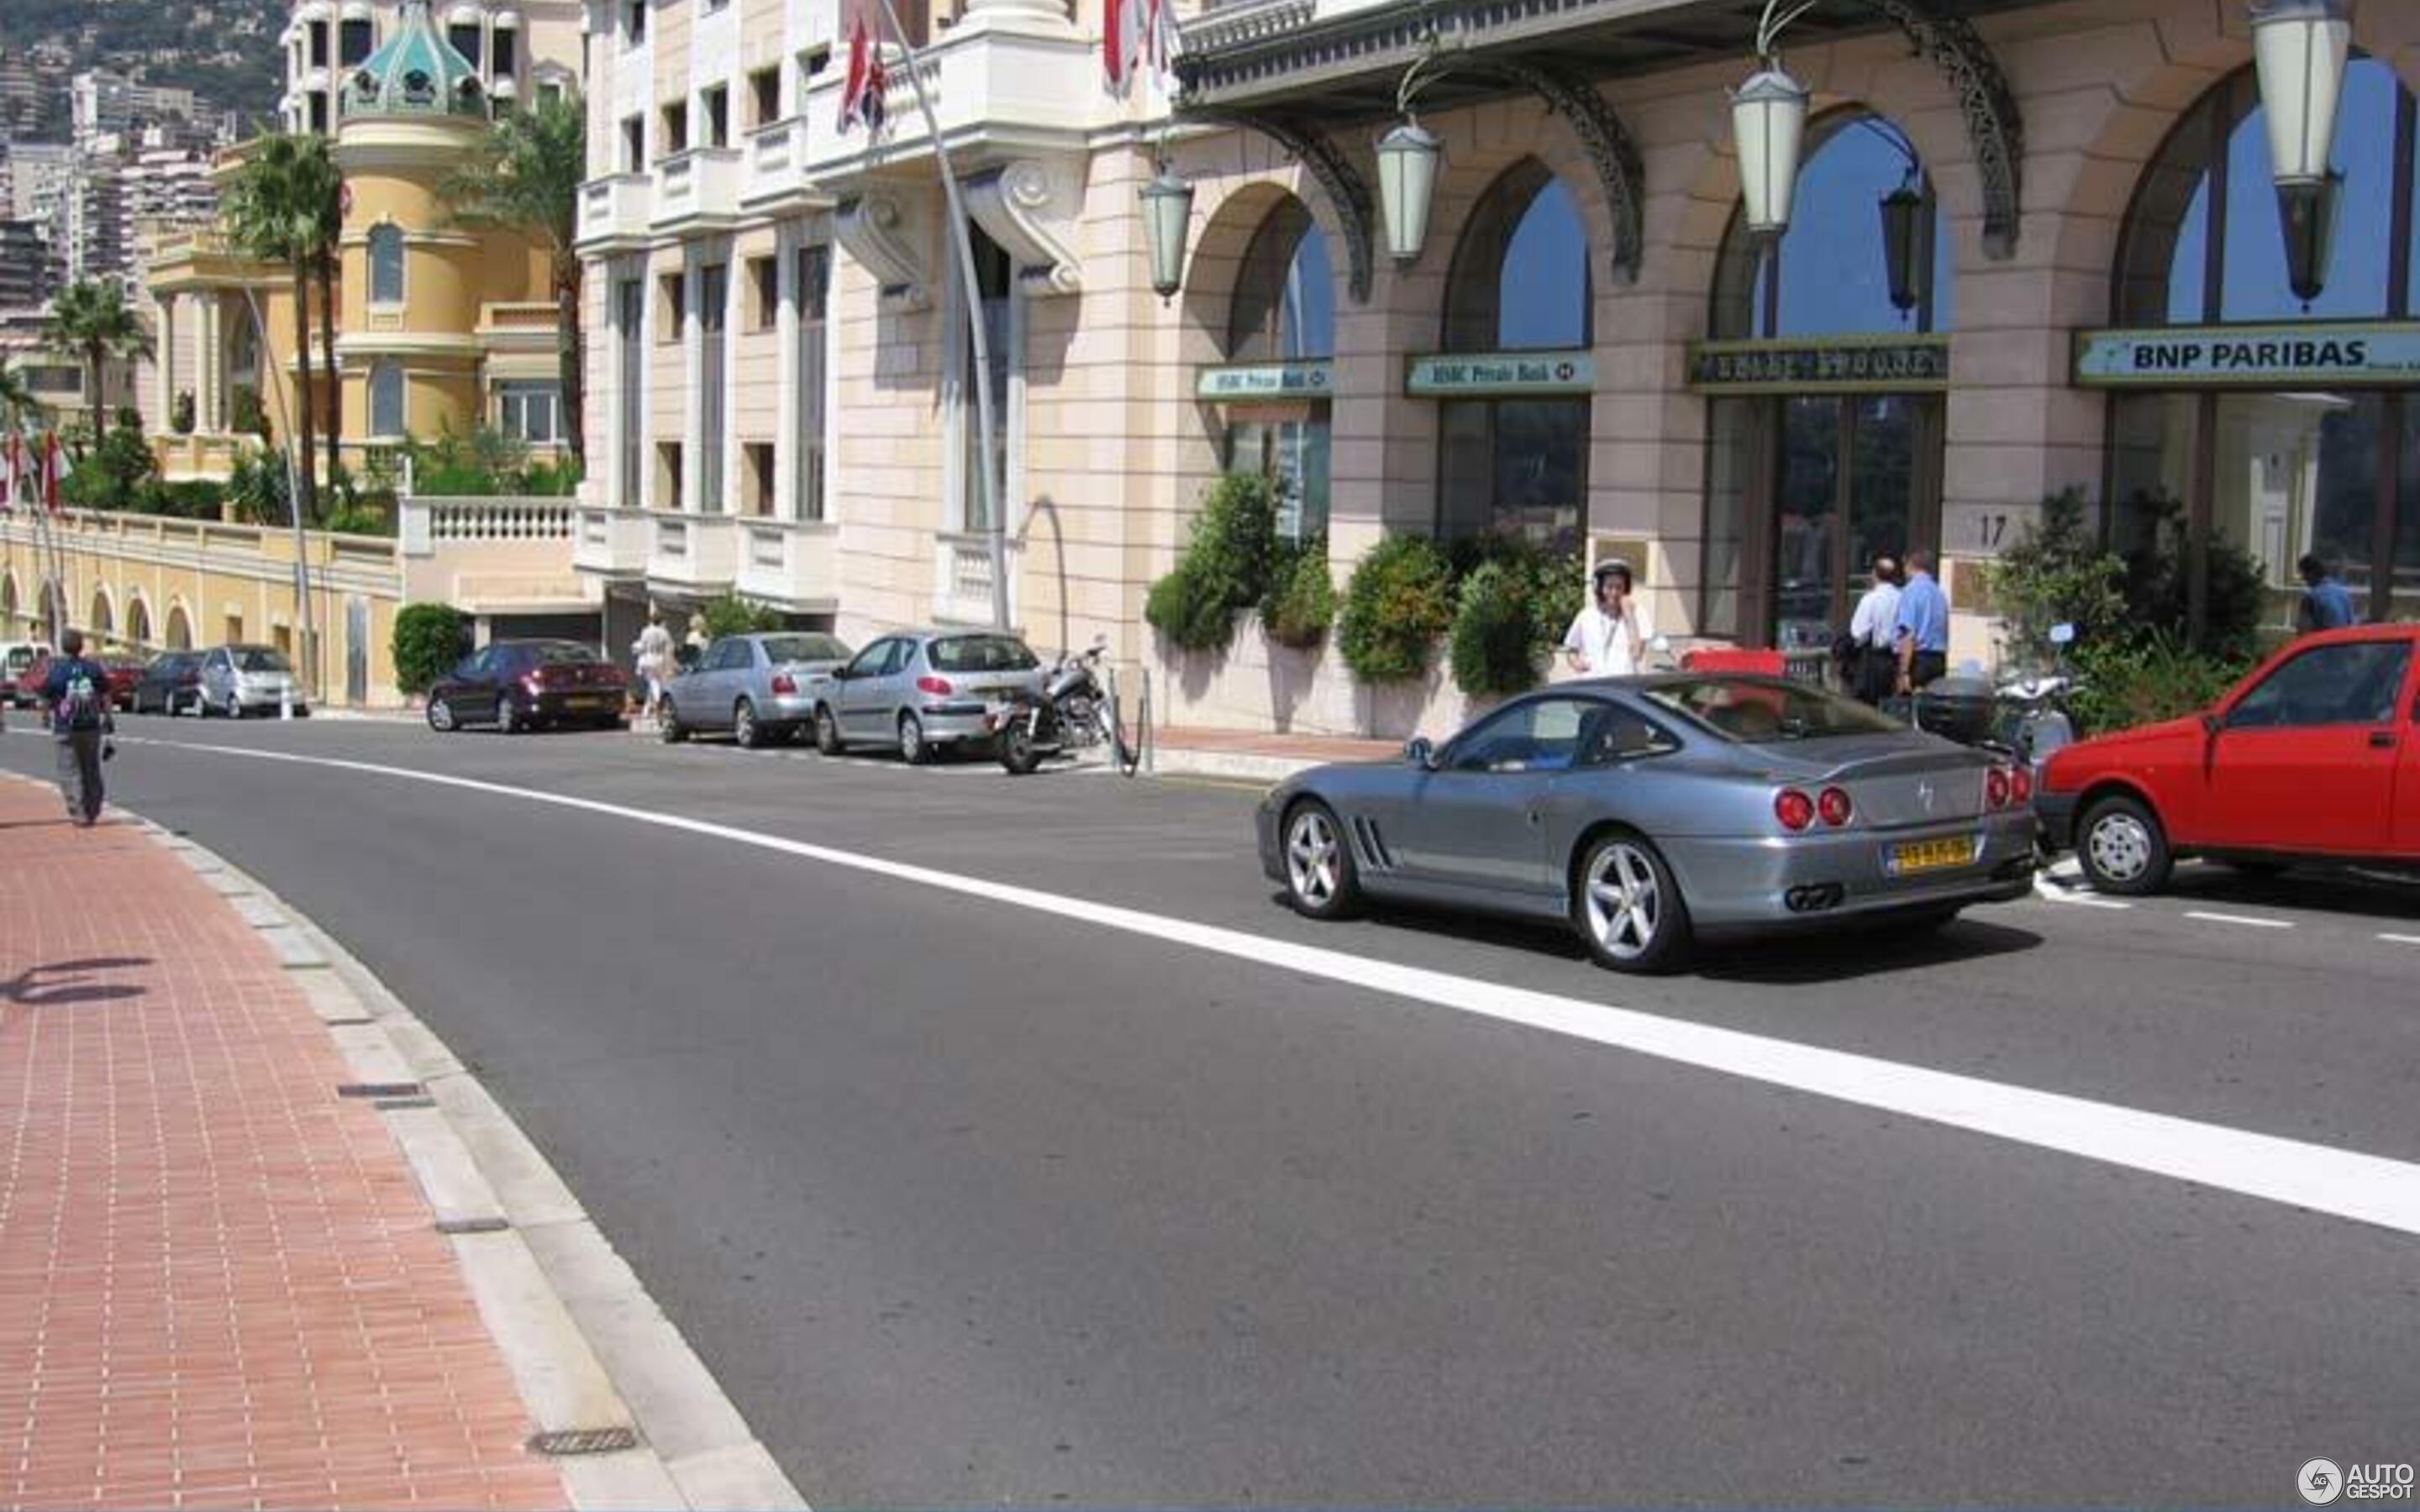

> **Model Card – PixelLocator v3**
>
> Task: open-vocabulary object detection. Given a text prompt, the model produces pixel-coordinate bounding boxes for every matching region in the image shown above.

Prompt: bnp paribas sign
[2075,322,2420,387]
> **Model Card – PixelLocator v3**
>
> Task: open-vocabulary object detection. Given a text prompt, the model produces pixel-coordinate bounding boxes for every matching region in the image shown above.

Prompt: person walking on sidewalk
[40,627,114,827]
[1847,553,1903,704]
[632,606,674,727]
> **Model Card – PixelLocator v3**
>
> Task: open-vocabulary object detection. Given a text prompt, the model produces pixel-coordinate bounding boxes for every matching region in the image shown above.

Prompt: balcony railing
[743,117,826,210]
[734,519,839,611]
[576,172,653,247]
[646,512,739,591]
[653,147,744,229]
[934,532,1017,626]
[571,505,650,577]
[401,496,576,555]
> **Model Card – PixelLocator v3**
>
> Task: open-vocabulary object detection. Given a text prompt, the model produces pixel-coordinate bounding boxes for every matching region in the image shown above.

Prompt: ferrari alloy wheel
[1282,801,1360,920]
[1573,832,1691,974]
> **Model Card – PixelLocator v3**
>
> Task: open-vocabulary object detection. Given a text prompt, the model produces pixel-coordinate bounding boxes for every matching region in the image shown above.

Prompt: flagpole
[862,0,1009,632]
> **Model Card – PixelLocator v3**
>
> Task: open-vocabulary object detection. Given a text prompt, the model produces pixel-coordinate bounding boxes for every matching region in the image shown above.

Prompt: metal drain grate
[434,1216,511,1235]
[337,1081,424,1099]
[528,1427,640,1457]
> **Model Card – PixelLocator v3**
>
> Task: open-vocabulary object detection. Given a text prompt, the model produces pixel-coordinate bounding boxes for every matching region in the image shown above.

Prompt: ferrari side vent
[1352,816,1397,871]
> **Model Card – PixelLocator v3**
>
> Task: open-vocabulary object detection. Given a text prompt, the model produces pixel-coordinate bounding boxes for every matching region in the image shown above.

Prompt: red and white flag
[836,15,887,136]
[1103,0,1172,97]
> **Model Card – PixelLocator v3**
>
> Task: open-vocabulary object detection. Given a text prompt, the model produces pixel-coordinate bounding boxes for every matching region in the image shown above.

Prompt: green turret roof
[339,0,485,120]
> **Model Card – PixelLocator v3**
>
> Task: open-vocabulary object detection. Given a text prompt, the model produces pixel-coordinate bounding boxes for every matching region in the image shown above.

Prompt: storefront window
[1703,112,1951,648]
[1226,197,1334,540]
[1439,160,1591,547]
[2108,59,2420,626]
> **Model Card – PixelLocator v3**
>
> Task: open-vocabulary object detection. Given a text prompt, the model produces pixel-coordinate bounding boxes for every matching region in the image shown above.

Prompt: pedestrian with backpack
[40,627,114,827]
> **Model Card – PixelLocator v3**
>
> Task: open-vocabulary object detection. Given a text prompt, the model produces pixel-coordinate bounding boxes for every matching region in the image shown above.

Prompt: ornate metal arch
[1864,0,2024,259]
[1184,108,1376,305]
[1434,57,1644,285]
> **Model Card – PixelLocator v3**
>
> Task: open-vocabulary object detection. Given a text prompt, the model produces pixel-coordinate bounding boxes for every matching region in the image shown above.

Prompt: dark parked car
[133,651,208,716]
[427,640,629,734]
[18,651,141,713]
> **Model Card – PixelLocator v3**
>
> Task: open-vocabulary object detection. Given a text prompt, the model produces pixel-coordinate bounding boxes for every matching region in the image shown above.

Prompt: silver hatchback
[660,631,854,748]
[806,629,1044,763]
[199,644,308,718]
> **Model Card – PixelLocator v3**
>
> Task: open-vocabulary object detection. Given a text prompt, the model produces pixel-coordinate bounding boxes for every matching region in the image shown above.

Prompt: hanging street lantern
[2251,0,2351,188]
[2251,0,2350,303]
[1139,166,1194,302]
[1731,64,1810,241]
[1877,178,1927,315]
[1376,121,1444,265]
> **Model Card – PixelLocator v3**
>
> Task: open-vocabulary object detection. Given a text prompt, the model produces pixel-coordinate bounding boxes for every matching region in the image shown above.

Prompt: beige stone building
[576,0,2420,737]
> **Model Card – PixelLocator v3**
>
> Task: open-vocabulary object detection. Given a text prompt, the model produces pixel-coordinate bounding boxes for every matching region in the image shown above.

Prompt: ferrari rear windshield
[1643,678,1905,743]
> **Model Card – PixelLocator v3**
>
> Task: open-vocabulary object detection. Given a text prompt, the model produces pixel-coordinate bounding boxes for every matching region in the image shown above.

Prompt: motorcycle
[996,636,1136,775]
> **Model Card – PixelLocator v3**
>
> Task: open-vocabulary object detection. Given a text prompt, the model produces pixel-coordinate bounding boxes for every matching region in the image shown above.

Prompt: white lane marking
[2183,911,2295,930]
[118,737,2420,1237]
[2030,872,2129,910]
[2380,933,2420,947]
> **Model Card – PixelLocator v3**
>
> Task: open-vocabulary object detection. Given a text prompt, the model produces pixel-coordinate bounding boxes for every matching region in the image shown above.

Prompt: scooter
[1994,622,2079,770]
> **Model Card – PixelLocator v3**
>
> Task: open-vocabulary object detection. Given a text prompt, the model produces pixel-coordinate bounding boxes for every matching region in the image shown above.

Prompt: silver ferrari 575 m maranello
[1255,675,2039,974]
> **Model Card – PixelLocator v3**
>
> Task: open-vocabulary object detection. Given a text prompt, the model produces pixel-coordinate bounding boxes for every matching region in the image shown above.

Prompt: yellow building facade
[149,0,571,486]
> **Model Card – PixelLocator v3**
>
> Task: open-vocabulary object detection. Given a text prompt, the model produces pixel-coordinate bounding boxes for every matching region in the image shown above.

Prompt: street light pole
[241,288,318,701]
[867,0,1010,631]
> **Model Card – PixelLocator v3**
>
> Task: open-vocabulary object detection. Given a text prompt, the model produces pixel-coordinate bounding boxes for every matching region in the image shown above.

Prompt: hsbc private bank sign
[2076,322,2420,387]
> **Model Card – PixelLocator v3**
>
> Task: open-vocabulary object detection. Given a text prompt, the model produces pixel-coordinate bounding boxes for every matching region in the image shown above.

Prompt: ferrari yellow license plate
[1888,836,1978,876]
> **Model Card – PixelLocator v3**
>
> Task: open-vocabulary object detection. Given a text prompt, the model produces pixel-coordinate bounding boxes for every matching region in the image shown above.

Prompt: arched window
[166,604,193,651]
[128,597,151,648]
[90,590,112,638]
[1228,198,1334,362]
[1702,112,1952,650]
[0,574,16,632]
[2107,59,2420,627]
[369,360,406,437]
[1439,160,1591,546]
[369,224,405,305]
[1224,197,1335,540]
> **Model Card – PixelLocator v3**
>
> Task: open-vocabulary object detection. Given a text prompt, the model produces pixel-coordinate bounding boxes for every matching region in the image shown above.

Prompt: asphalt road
[9,711,2418,1505]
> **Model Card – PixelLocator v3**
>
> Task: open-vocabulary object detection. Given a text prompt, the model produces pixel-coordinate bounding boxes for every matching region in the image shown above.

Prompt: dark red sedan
[2038,625,2420,894]
[426,639,629,734]
[19,652,143,714]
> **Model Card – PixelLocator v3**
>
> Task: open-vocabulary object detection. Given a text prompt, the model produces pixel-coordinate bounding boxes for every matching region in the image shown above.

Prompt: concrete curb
[98,792,808,1512]
[1146,747,1318,785]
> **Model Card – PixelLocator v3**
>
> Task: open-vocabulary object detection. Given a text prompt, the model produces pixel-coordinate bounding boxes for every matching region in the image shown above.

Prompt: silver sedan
[805,629,1045,763]
[660,632,853,748]
[1256,675,2038,974]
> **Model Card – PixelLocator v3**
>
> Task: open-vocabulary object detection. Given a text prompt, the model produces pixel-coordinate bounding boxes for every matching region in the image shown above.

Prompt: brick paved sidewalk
[0,779,569,1510]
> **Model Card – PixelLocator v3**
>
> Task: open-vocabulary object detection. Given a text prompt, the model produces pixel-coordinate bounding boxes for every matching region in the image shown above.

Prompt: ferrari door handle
[2371,731,2398,749]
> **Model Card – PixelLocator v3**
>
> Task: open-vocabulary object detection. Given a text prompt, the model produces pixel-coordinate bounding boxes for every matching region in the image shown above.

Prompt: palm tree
[294,134,345,499]
[42,280,154,454]
[445,90,587,466]
[221,131,321,524]
[0,365,45,429]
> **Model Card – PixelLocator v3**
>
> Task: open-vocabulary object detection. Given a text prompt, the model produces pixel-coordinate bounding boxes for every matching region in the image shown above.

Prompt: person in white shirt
[631,606,675,725]
[1563,560,1651,678]
[1845,554,1902,704]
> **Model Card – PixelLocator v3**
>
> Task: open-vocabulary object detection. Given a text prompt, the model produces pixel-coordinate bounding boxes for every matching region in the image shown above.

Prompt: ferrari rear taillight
[1775,788,1816,832]
[2009,765,2034,804]
[1817,786,1854,827]
[1986,767,2012,809]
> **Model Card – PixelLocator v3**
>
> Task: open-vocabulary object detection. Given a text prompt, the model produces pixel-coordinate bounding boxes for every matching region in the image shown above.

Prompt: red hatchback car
[18,652,143,714]
[2038,625,2420,894]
